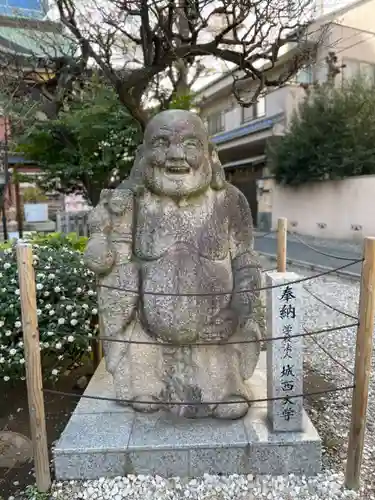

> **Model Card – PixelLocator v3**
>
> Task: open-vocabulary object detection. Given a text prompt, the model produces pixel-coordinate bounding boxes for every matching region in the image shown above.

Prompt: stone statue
[84,110,262,419]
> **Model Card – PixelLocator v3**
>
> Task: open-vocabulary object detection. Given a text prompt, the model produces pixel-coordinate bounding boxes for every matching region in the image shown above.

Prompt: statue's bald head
[145,110,208,147]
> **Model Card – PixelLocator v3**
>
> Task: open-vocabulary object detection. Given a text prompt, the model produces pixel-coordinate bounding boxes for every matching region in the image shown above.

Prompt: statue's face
[143,110,212,198]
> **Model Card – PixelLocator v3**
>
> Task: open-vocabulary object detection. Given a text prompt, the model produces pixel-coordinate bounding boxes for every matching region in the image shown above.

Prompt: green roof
[0,25,73,58]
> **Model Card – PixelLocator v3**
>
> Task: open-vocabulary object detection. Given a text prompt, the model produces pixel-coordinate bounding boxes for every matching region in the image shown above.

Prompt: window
[342,58,375,83]
[241,96,266,123]
[295,66,314,84]
[206,111,224,135]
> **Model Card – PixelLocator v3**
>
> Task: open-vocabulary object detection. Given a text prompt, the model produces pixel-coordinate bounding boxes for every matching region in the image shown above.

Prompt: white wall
[271,175,375,240]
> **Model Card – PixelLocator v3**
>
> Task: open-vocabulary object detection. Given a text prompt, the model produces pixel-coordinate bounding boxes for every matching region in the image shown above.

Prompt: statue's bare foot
[213,394,250,420]
[131,395,161,413]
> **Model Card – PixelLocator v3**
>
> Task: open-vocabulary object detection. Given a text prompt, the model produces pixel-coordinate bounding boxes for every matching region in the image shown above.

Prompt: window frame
[206,110,225,135]
[342,57,375,83]
[241,95,266,123]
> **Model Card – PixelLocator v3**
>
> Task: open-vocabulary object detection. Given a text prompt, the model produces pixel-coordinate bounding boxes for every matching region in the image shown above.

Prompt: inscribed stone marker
[266,272,303,432]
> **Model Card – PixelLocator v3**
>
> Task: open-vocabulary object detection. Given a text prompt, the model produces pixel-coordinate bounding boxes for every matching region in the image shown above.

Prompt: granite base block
[53,353,321,480]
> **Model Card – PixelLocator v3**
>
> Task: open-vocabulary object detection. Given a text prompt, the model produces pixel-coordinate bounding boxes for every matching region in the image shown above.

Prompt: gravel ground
[20,269,375,500]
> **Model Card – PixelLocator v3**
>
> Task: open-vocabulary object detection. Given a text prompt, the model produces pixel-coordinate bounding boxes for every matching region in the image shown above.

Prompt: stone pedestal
[53,353,321,480]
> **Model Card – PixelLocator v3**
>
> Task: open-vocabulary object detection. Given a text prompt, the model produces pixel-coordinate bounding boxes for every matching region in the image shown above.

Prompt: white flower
[5,330,11,336]
[45,304,51,310]
[82,304,89,310]
[52,369,59,376]
[14,321,22,328]
[48,273,55,279]
[67,335,74,342]
[76,287,82,293]
[47,331,54,336]
[70,319,78,326]
[49,310,55,316]
[88,290,95,296]
[9,348,16,356]
[58,318,65,325]
[0,356,4,363]
[48,256,53,262]
[44,291,50,297]
[18,341,23,347]
[43,342,50,348]
[54,286,61,293]
[3,376,9,382]
[19,358,25,364]
[92,308,98,315]
[0,320,4,327]
[4,262,11,269]
[37,309,42,316]
[36,283,44,290]
[58,355,64,360]
[0,272,2,278]
[1,287,6,293]
[88,333,93,337]
[55,342,62,349]
[87,346,92,352]
[71,312,78,317]
[66,305,73,311]
[15,289,20,295]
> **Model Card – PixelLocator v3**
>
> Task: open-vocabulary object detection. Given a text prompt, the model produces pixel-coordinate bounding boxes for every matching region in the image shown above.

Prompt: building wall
[338,0,375,35]
[271,175,375,240]
[324,22,375,84]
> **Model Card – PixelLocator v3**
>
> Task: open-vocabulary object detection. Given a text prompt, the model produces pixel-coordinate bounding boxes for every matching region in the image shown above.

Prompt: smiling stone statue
[84,110,262,419]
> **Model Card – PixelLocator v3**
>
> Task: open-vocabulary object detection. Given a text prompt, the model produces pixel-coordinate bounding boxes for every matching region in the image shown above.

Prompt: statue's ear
[128,144,145,186]
[209,142,226,190]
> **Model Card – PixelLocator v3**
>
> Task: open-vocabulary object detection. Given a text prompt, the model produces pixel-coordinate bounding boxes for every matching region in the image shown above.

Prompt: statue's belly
[140,246,233,343]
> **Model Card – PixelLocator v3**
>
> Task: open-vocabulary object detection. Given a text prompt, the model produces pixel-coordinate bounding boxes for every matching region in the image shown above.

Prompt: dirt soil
[0,363,92,499]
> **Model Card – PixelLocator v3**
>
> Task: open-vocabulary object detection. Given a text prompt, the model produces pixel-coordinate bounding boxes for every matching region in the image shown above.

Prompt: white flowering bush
[0,242,98,383]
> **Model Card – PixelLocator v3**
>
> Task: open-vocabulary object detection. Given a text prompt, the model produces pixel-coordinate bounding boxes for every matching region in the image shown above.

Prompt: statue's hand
[84,235,116,275]
[202,308,238,343]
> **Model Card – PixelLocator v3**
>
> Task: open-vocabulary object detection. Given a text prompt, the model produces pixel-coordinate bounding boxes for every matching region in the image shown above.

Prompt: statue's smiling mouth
[165,165,190,175]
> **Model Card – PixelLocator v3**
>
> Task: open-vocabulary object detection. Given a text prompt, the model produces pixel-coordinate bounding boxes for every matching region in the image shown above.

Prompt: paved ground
[254,232,362,277]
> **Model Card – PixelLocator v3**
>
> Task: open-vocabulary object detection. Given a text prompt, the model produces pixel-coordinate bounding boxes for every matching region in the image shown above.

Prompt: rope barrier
[303,285,358,320]
[73,322,358,347]
[254,230,276,239]
[43,384,355,407]
[287,231,361,262]
[94,258,363,296]
[305,328,355,377]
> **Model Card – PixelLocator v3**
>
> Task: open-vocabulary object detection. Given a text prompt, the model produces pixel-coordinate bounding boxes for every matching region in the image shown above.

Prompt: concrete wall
[271,175,375,240]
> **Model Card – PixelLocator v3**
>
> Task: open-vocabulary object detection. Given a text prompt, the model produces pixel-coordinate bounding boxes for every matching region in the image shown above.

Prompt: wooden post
[277,217,287,272]
[55,211,61,232]
[17,243,51,493]
[345,237,375,490]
